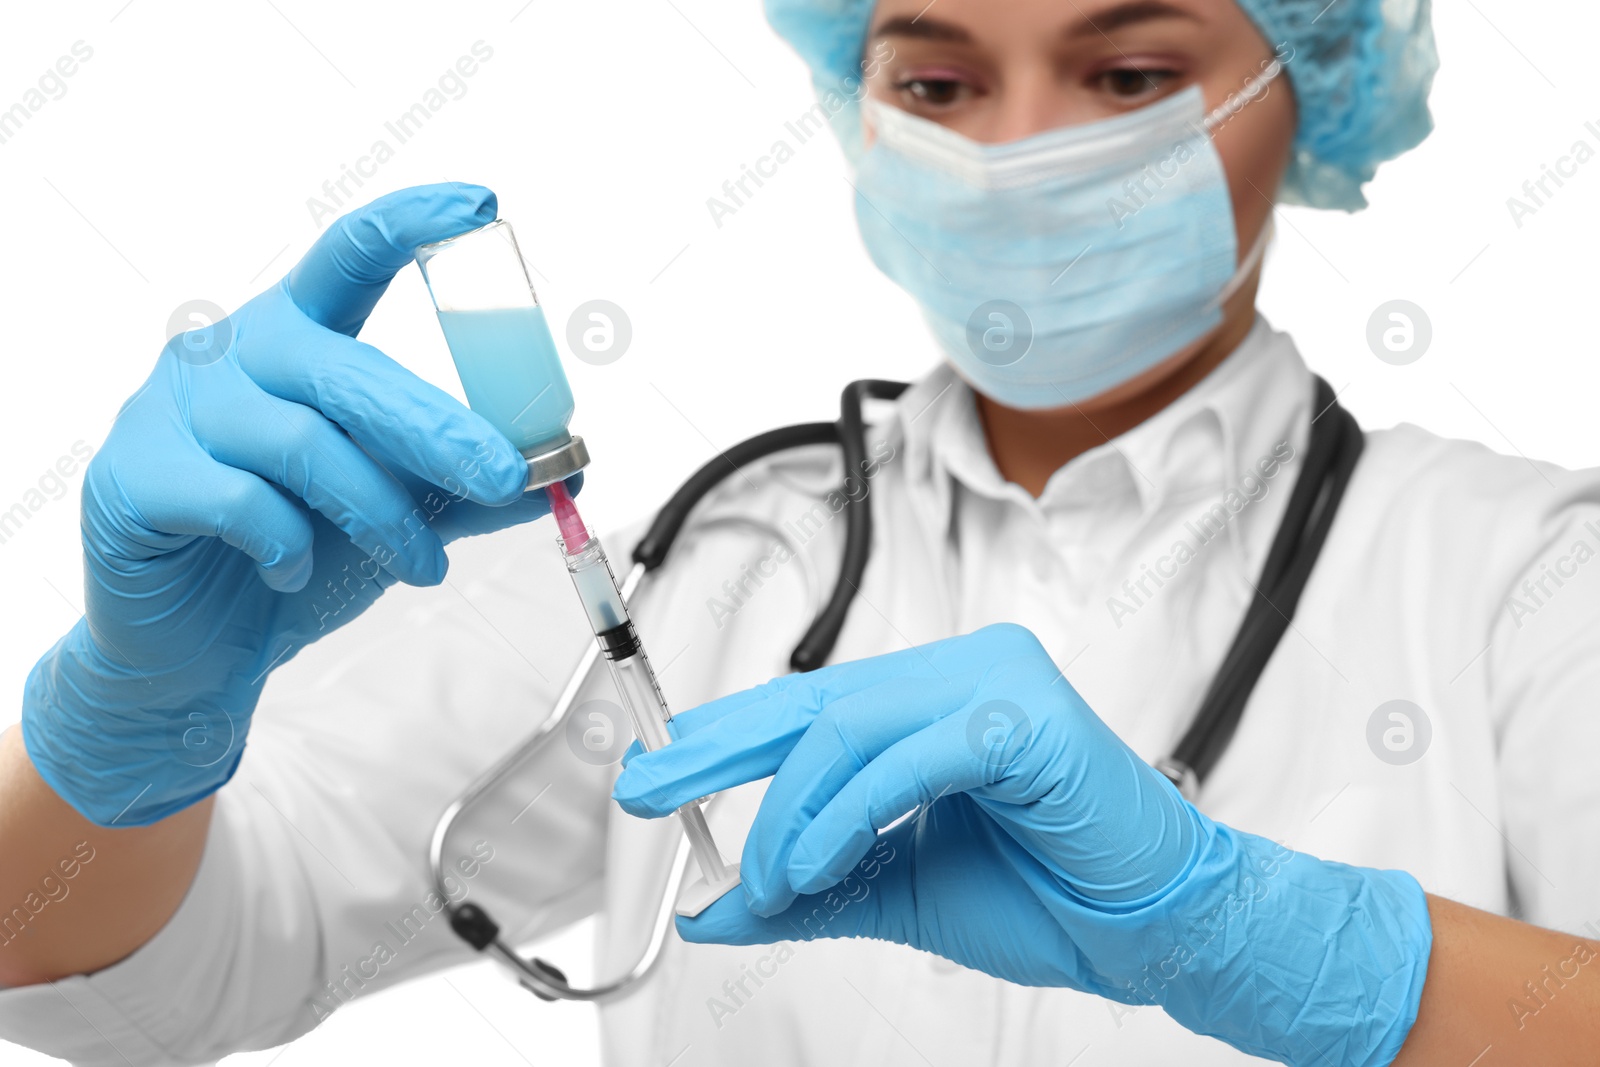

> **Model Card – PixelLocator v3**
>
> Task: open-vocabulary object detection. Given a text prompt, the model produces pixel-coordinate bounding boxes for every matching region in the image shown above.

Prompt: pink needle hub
[545,479,589,554]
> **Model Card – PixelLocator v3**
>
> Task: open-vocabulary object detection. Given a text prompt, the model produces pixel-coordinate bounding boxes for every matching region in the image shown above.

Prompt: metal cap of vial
[524,434,590,491]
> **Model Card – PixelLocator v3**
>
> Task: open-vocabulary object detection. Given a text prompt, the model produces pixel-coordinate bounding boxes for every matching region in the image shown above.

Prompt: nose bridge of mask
[864,87,1214,192]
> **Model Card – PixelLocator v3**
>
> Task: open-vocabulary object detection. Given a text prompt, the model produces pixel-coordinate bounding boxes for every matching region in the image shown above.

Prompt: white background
[1,0,1596,1064]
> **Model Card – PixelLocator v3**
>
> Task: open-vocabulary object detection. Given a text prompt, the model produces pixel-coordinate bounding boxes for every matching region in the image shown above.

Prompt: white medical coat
[5,317,1600,1066]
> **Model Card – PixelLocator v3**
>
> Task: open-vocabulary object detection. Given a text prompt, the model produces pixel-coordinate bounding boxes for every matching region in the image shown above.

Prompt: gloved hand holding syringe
[416,218,741,917]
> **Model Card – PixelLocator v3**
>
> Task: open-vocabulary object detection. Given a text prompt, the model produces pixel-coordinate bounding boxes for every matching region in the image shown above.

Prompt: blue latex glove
[23,183,572,828]
[615,623,1434,1067]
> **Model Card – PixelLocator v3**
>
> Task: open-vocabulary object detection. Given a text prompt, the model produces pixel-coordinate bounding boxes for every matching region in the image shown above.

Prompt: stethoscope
[428,375,1364,1002]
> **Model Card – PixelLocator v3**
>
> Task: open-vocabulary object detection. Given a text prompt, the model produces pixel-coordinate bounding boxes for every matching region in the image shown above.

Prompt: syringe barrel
[560,531,733,886]
[604,650,731,884]
[606,648,673,749]
[560,534,629,634]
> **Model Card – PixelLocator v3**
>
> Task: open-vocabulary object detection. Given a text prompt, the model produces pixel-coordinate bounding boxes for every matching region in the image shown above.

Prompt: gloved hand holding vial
[416,218,741,917]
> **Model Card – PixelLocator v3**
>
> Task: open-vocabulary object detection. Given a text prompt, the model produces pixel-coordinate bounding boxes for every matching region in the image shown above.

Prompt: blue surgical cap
[764,0,1438,211]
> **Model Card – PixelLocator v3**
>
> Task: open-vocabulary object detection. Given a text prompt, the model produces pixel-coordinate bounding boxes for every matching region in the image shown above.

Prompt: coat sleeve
[0,524,617,1066]
[1480,471,1600,934]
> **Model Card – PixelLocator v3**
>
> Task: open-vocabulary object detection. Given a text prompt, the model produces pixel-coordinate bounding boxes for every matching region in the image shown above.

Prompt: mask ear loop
[1216,218,1274,307]
[1201,55,1286,309]
[1202,57,1286,135]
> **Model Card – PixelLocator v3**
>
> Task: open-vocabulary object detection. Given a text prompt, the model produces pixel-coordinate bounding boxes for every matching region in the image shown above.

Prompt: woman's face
[862,0,1297,279]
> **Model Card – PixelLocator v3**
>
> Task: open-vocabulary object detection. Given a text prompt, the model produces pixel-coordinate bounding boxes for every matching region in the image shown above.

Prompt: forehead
[867,0,1247,38]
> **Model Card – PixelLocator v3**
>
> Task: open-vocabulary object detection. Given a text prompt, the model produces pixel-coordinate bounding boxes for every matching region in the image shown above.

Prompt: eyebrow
[870,2,1201,44]
[871,15,972,43]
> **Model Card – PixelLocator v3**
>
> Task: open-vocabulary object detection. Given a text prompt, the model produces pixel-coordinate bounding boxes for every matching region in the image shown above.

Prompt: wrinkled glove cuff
[1054,823,1432,1067]
[21,621,246,827]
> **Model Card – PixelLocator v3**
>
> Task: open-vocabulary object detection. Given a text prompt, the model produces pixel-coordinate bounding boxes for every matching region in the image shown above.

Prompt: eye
[1093,67,1178,102]
[893,77,974,109]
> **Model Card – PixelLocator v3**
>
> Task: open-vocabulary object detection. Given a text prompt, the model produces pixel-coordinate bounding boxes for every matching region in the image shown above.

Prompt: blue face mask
[853,82,1273,410]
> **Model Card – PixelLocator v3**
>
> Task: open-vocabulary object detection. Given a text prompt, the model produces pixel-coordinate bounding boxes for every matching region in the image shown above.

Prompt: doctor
[3,1,1599,1066]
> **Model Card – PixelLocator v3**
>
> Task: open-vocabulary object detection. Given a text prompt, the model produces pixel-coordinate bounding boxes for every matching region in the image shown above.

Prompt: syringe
[545,480,742,917]
[417,216,737,915]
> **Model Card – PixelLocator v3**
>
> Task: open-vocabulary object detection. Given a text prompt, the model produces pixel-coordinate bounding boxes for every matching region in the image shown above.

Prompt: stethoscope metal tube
[427,559,647,904]
[458,837,691,1002]
[431,514,825,1002]
[430,563,664,1002]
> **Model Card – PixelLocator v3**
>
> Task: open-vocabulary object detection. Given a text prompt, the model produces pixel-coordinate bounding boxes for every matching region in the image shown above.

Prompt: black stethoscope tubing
[631,375,1362,796]
[442,373,1362,997]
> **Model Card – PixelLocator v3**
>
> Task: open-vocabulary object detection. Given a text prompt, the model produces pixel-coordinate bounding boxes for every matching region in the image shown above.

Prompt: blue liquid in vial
[436,305,576,455]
